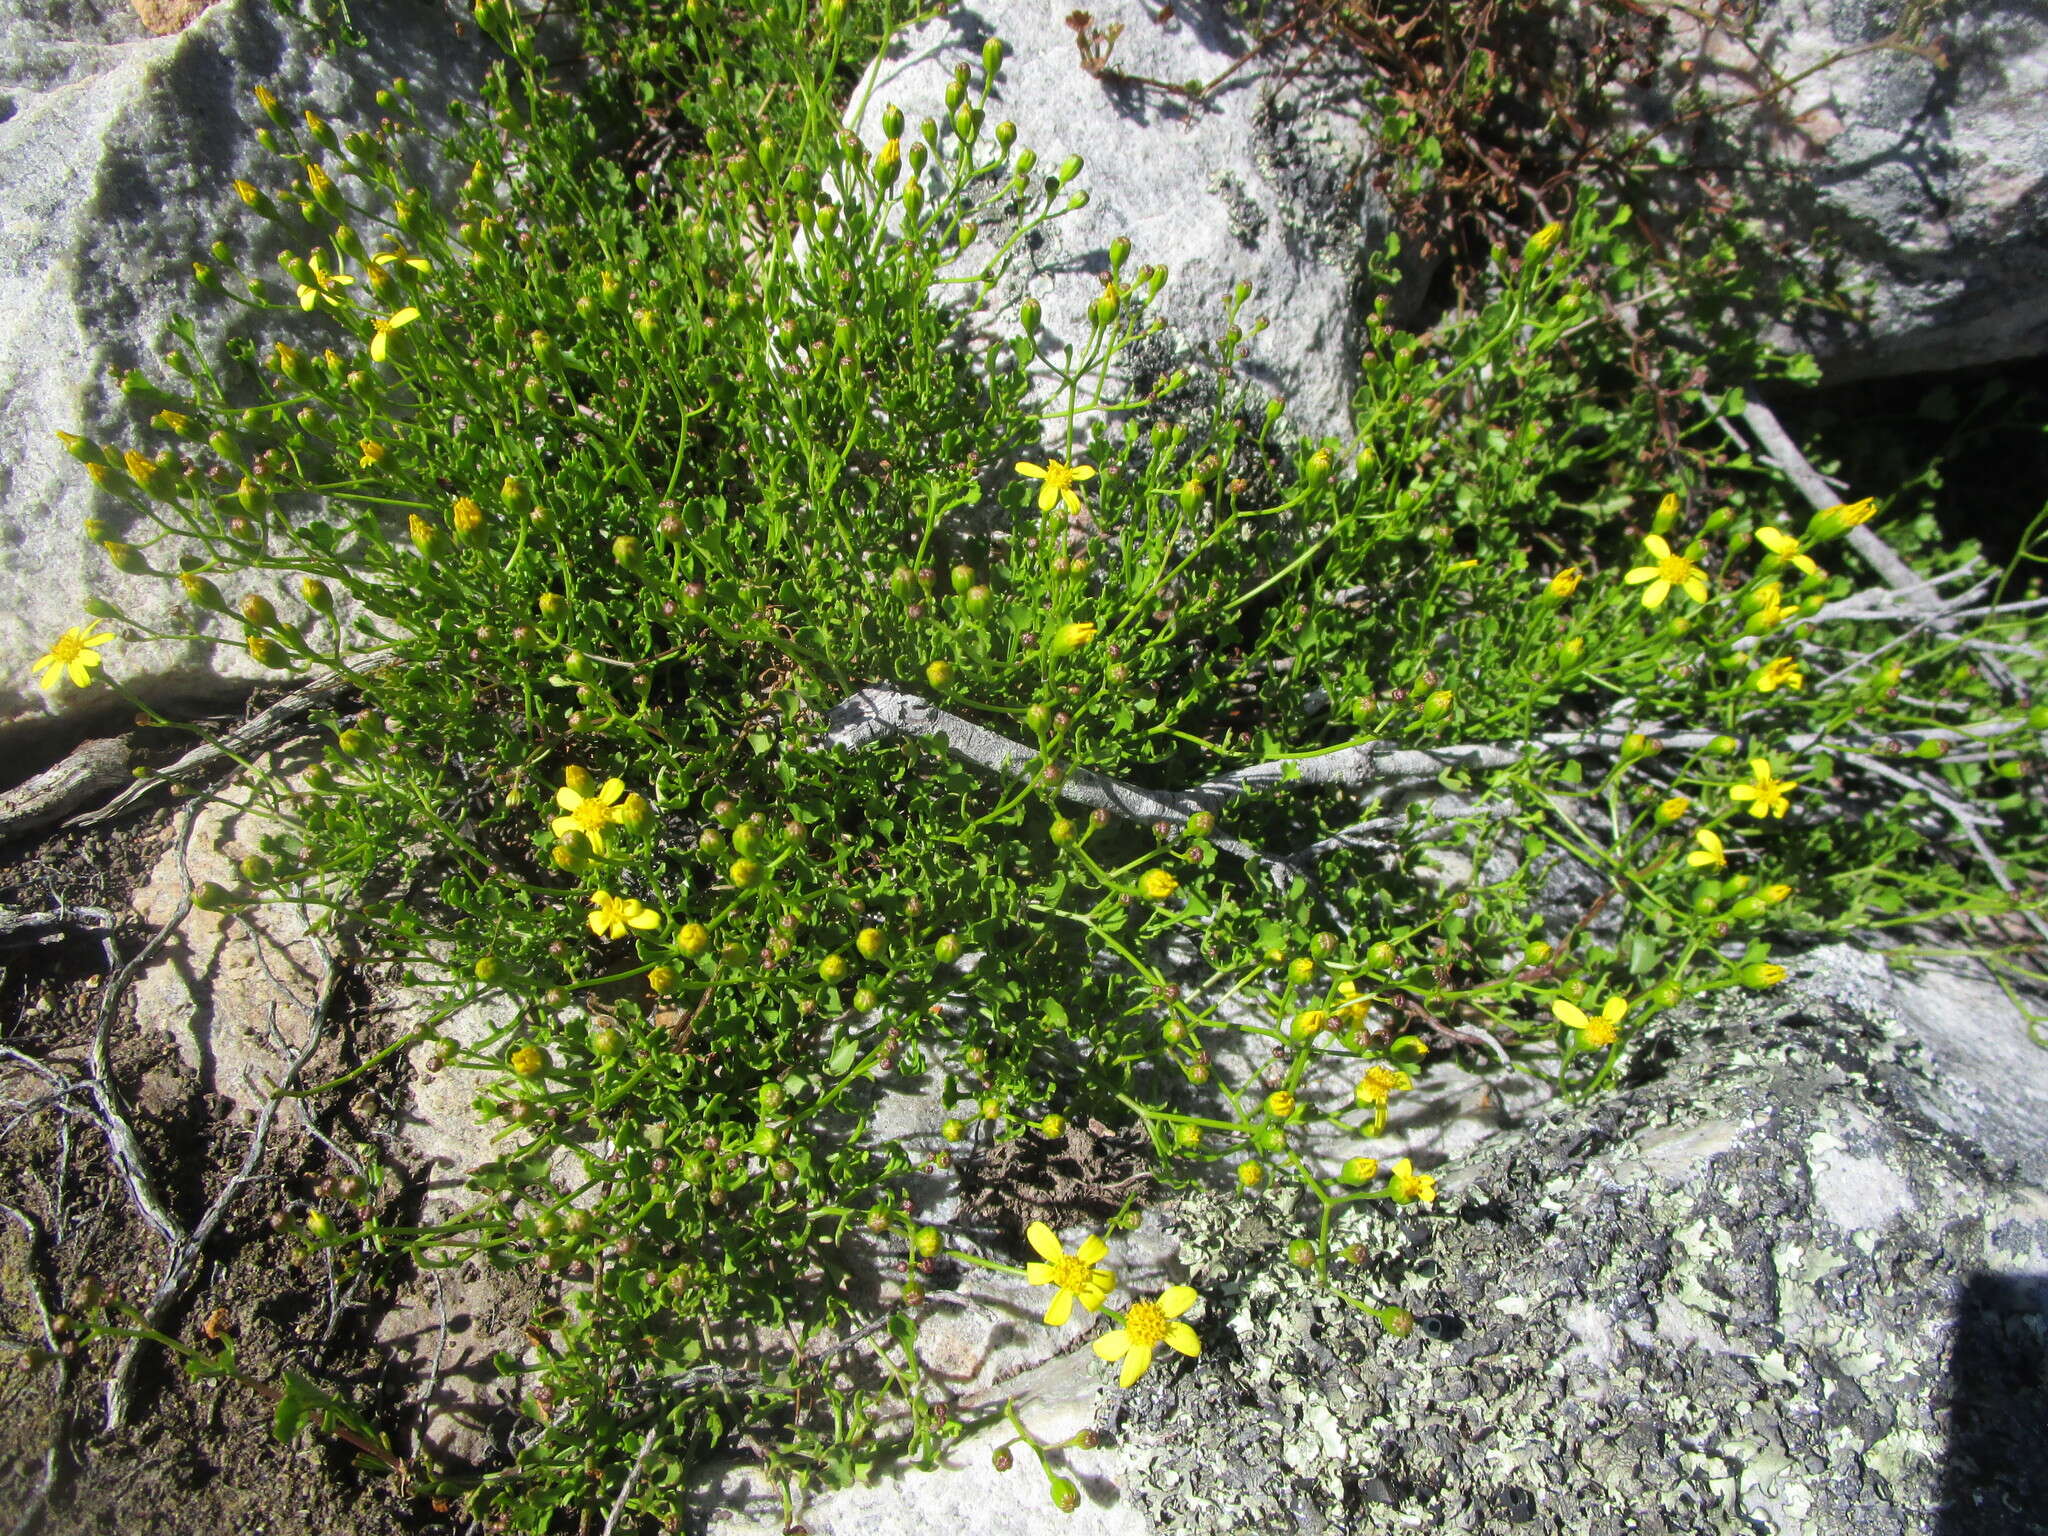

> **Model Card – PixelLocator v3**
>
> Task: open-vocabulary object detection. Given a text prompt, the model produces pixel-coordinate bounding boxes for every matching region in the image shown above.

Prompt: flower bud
[1738,961,1787,989]
[925,658,955,689]
[1056,154,1082,186]
[1237,1159,1265,1189]
[1341,1155,1379,1185]
[873,136,902,191]
[180,570,227,611]
[102,540,147,575]
[1523,221,1563,261]
[191,880,234,912]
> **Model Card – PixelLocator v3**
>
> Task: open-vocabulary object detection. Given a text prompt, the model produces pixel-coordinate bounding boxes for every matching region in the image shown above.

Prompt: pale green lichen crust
[1108,959,2048,1534]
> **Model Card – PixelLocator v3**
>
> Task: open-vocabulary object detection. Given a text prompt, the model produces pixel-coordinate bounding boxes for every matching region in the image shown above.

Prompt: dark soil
[0,805,482,1536]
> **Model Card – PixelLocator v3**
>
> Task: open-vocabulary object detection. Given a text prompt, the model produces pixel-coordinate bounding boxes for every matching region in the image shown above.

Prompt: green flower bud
[191,880,234,912]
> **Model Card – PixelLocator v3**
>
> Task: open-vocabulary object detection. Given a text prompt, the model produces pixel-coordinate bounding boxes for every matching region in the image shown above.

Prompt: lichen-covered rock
[1650,0,2048,380]
[1111,952,2048,1534]
[847,0,1416,446]
[0,0,482,743]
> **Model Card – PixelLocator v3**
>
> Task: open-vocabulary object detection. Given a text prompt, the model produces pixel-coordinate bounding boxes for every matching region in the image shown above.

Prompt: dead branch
[68,660,379,829]
[0,738,133,841]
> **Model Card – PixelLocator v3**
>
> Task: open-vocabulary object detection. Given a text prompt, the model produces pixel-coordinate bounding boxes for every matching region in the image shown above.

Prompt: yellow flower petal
[1551,998,1589,1030]
[1075,1234,1108,1266]
[1025,1221,1062,1264]
[597,778,626,806]
[1025,1261,1054,1286]
[1014,462,1050,480]
[1044,1287,1075,1327]
[1118,1341,1154,1388]
[1159,1284,1197,1319]
[1642,534,1672,561]
[1163,1320,1200,1357]
[1093,1329,1130,1362]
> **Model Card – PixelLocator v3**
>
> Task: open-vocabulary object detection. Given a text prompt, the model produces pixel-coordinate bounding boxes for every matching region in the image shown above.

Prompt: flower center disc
[1125,1300,1167,1347]
[1051,1256,1091,1291]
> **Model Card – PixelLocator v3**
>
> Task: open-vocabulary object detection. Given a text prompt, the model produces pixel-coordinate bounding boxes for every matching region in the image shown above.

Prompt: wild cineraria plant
[34,0,2044,1527]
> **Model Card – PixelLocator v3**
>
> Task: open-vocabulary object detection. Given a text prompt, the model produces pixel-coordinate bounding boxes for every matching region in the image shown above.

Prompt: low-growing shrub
[43,0,2044,1525]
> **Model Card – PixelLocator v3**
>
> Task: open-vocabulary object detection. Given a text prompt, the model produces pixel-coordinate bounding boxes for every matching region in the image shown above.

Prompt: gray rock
[693,1349,1146,1536]
[0,0,482,744]
[1654,0,2048,379]
[848,0,1415,447]
[1109,947,2048,1535]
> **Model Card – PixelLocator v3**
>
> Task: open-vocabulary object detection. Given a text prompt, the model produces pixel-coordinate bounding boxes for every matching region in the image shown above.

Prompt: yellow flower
[1092,1285,1199,1387]
[1024,1221,1116,1326]
[1755,526,1821,578]
[1386,1158,1436,1205]
[296,250,354,311]
[1138,869,1178,902]
[1623,534,1709,610]
[1015,458,1096,515]
[1657,795,1691,823]
[1050,620,1097,655]
[553,774,629,856]
[1752,656,1806,694]
[1745,582,1792,635]
[233,178,262,207]
[33,624,114,691]
[1524,221,1563,260]
[1729,758,1796,820]
[1552,993,1627,1048]
[358,438,387,468]
[372,248,432,274]
[587,890,662,941]
[1810,497,1876,538]
[1545,567,1582,600]
[1687,829,1727,869]
[370,306,420,362]
[1353,1064,1413,1106]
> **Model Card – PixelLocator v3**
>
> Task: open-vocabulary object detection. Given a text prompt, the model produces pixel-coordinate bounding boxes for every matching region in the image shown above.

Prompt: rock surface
[1110,944,2048,1535]
[1651,0,2048,380]
[848,0,1416,447]
[0,0,482,744]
